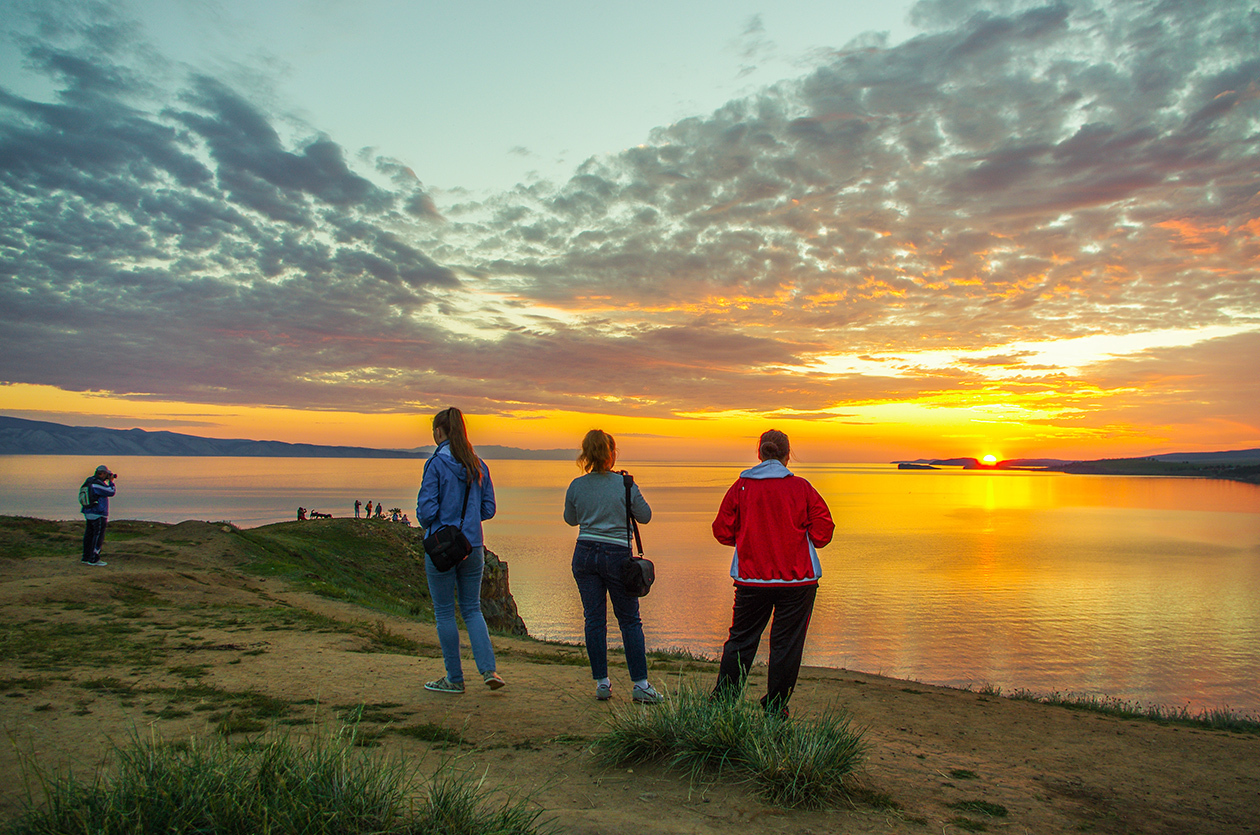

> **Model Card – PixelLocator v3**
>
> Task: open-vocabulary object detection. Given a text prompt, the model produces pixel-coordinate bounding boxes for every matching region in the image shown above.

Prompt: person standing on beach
[563,429,662,704]
[79,465,117,566]
[355,499,361,518]
[365,500,372,519]
[416,407,505,693]
[711,429,834,716]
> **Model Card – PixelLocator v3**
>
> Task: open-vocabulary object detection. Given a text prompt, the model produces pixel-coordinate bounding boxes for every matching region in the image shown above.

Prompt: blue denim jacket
[416,441,495,547]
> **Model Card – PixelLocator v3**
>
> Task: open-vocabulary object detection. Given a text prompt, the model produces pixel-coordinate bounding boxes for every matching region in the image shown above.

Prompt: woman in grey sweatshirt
[564,430,661,704]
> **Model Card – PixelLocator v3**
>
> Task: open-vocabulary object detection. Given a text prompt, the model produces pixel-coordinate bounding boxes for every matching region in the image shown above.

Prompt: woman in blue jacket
[416,407,505,693]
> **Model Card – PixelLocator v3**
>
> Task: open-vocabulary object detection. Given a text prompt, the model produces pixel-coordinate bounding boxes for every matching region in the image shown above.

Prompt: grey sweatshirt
[563,471,652,546]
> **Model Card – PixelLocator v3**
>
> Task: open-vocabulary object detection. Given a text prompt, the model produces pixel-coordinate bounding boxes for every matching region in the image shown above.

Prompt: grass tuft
[410,767,548,834]
[591,683,866,808]
[4,729,548,835]
[949,799,1008,817]
[396,722,466,746]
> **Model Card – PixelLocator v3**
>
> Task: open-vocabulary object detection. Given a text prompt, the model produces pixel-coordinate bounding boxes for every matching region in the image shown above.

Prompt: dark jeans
[715,583,818,710]
[572,539,647,681]
[83,517,107,562]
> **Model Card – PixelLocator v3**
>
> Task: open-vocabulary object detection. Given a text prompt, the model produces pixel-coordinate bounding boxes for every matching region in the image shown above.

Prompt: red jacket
[712,460,834,587]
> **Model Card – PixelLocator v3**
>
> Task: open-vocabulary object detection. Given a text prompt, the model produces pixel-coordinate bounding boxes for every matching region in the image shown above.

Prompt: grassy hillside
[1,517,429,615]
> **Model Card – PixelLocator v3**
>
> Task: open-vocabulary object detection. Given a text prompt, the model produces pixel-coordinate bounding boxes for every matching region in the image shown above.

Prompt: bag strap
[619,471,643,557]
[457,476,471,524]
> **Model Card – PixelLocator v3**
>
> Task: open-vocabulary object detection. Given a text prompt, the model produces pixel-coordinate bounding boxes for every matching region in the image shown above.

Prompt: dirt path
[2,522,1257,834]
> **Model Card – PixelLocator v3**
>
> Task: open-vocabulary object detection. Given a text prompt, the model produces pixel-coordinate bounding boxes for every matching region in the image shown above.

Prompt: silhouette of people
[364,500,373,519]
[355,499,362,518]
[297,507,307,521]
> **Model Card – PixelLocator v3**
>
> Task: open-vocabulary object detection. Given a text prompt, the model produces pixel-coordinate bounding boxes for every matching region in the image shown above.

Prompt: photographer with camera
[79,465,117,566]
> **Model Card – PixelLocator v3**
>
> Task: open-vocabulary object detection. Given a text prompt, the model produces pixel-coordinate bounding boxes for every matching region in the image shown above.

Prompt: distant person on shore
[355,499,362,518]
[563,430,661,704]
[297,507,306,521]
[711,429,834,717]
[365,500,373,519]
[416,407,505,694]
[78,465,117,566]
[375,503,385,519]
[401,513,410,526]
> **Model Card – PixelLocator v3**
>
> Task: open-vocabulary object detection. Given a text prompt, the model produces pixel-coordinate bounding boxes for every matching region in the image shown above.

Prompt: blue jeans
[572,539,647,681]
[425,546,496,684]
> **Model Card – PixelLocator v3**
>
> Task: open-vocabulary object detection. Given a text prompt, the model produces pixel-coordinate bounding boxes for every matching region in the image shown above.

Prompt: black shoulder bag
[422,472,473,572]
[618,471,655,597]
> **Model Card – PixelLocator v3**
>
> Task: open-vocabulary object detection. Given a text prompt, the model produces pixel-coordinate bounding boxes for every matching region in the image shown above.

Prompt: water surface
[3,455,1257,713]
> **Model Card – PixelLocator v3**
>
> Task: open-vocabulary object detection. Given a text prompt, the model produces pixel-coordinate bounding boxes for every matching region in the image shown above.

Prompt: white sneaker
[632,683,662,704]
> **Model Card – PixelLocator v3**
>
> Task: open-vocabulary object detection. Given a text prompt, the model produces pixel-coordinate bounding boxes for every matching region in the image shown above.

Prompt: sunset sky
[1,0,1257,462]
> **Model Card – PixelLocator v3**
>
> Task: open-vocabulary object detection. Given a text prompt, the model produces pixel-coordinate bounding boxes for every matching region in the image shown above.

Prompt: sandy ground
[1,522,1257,834]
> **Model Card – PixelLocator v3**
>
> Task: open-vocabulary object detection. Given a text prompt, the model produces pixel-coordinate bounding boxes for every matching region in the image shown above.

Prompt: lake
[3,454,1258,714]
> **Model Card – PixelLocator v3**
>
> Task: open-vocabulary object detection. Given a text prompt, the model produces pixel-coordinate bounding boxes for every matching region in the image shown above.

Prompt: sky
[1,0,1258,462]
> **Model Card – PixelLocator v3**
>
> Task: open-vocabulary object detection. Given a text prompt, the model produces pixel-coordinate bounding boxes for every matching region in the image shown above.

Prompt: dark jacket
[81,476,116,519]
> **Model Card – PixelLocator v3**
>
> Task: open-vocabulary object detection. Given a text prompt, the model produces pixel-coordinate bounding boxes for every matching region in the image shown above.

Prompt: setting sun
[982,454,998,465]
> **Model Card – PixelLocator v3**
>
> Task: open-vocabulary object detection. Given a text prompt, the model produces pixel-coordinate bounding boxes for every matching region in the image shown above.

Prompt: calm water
[3,455,1259,714]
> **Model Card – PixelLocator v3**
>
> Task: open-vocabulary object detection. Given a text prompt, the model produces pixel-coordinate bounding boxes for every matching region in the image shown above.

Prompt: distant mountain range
[0,416,575,460]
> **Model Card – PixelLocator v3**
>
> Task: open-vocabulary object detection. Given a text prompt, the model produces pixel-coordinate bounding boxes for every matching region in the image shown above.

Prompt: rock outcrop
[481,547,528,635]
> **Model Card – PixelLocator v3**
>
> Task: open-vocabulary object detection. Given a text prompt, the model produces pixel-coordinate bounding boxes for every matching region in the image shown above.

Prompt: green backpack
[78,478,94,509]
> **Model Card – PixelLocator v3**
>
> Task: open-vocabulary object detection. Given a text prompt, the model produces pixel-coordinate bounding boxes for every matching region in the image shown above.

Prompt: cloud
[0,0,1257,447]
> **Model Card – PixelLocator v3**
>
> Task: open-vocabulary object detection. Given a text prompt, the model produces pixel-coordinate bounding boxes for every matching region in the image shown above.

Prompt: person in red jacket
[711,429,835,715]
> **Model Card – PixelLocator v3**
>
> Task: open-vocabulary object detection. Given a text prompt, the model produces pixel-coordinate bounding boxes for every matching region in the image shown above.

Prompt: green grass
[0,619,170,671]
[231,521,433,621]
[0,518,80,560]
[948,800,1008,817]
[3,730,550,835]
[591,683,866,809]
[1005,689,1260,734]
[396,723,467,746]
[0,677,53,693]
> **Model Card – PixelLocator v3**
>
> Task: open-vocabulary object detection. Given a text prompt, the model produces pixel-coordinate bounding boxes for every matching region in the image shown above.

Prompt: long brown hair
[433,407,482,483]
[577,429,616,473]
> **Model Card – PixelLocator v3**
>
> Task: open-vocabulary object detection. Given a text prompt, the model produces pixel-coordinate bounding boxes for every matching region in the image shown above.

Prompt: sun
[981,453,998,465]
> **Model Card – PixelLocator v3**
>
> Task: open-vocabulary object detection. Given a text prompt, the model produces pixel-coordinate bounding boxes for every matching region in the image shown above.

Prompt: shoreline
[2,516,1258,833]
[5,513,1258,718]
[526,634,1260,728]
